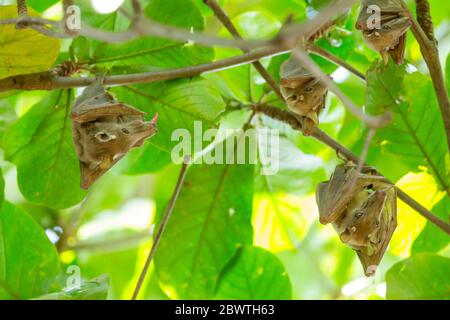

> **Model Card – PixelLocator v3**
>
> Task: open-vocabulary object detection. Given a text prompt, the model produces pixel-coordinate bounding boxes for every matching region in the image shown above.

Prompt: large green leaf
[386,253,450,299]
[366,61,449,192]
[3,90,86,209]
[118,143,172,175]
[84,0,213,69]
[154,135,254,299]
[27,0,59,13]
[0,202,60,299]
[32,275,109,300]
[112,78,225,153]
[0,5,60,79]
[214,245,291,299]
[411,197,450,254]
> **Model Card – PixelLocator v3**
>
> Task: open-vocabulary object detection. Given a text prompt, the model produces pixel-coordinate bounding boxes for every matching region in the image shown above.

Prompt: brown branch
[131,157,190,300]
[253,104,450,236]
[16,0,27,16]
[401,1,450,153]
[415,0,435,40]
[203,0,284,101]
[0,46,289,92]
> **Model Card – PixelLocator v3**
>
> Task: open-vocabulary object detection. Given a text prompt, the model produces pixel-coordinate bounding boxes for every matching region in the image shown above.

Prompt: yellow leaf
[252,193,308,252]
[390,172,445,257]
[0,5,60,79]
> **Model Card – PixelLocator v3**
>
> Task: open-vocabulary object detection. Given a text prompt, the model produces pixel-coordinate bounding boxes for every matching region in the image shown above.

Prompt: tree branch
[131,157,190,300]
[401,1,450,153]
[253,103,450,236]
[415,0,435,40]
[0,46,289,92]
[203,0,284,101]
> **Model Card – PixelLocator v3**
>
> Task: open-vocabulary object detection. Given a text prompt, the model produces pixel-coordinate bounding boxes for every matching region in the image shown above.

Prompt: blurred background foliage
[0,0,449,300]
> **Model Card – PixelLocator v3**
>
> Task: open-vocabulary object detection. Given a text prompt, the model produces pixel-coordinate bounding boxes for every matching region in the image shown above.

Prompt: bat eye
[122,128,130,134]
[95,132,115,142]
[355,210,364,218]
[382,24,391,30]
[305,87,313,92]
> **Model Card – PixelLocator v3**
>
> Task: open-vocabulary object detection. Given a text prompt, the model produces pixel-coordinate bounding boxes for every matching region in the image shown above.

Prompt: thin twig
[401,0,450,153]
[291,48,392,128]
[203,0,284,101]
[131,157,190,300]
[307,43,366,81]
[253,103,450,235]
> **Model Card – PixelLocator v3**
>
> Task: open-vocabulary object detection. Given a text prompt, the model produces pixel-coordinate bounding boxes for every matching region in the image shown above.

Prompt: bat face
[282,79,328,117]
[280,57,330,135]
[356,0,411,64]
[334,189,387,249]
[362,17,410,48]
[71,80,158,189]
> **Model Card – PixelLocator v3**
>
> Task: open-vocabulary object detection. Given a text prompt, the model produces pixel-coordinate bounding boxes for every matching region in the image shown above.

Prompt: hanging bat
[316,164,384,224]
[316,163,397,276]
[280,56,331,136]
[71,80,158,189]
[356,0,411,64]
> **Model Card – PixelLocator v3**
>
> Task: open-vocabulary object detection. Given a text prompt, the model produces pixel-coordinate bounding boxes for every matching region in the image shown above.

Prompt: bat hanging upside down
[71,80,158,189]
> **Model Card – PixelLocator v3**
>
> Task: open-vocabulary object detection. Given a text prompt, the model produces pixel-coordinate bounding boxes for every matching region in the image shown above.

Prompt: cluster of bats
[279,0,409,275]
[70,0,410,275]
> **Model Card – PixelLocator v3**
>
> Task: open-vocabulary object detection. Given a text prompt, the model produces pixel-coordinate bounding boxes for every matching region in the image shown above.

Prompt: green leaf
[118,143,172,175]
[214,246,291,299]
[0,98,17,144]
[27,0,59,13]
[88,0,213,69]
[0,168,4,211]
[32,275,109,300]
[0,202,60,299]
[111,78,225,152]
[386,253,450,299]
[411,197,450,254]
[3,90,86,209]
[155,135,254,299]
[0,5,60,79]
[366,61,450,192]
